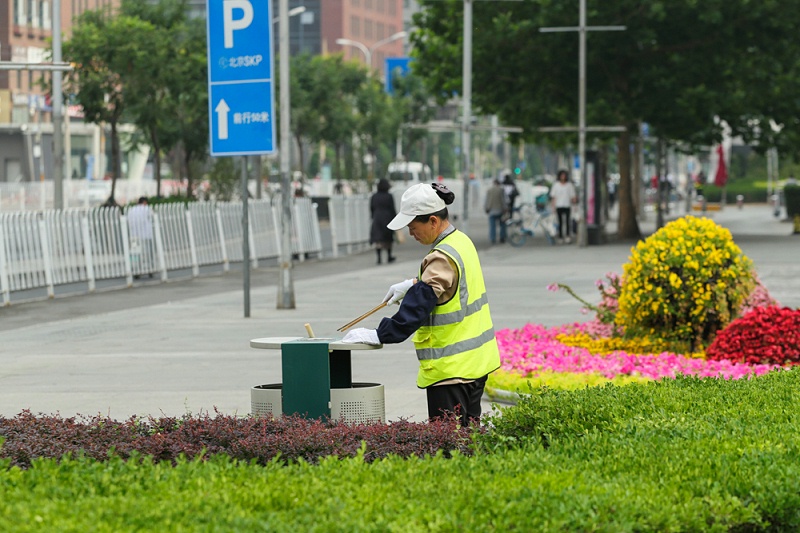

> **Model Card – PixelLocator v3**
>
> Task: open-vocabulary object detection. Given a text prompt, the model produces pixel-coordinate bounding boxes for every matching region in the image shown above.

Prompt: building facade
[0,0,120,184]
[324,0,404,74]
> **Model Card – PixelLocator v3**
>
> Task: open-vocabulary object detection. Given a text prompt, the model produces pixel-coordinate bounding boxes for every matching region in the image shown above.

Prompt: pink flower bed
[497,323,778,381]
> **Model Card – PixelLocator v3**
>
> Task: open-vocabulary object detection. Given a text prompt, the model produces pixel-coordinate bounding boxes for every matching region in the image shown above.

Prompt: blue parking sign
[207,0,276,155]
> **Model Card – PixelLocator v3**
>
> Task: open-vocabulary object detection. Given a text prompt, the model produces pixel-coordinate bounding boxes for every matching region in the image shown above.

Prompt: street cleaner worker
[342,183,500,426]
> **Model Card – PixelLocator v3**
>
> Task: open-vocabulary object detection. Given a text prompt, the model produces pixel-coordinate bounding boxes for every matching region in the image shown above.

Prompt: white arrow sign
[215,99,230,140]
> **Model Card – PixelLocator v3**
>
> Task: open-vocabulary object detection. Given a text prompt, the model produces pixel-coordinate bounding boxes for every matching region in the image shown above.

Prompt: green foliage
[206,157,238,201]
[616,216,755,351]
[8,371,800,529]
[412,0,800,235]
[62,0,207,198]
[700,181,769,203]
[485,369,651,399]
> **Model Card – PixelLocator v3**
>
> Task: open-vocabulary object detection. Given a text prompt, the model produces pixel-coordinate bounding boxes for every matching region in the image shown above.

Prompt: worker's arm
[375,280,438,344]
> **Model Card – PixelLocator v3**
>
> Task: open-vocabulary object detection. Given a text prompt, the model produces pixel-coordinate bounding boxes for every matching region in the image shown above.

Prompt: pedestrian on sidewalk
[502,173,519,213]
[127,196,155,278]
[484,178,507,244]
[342,182,501,426]
[370,178,397,264]
[550,170,577,244]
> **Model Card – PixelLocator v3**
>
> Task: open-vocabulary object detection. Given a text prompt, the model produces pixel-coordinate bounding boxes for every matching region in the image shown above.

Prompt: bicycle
[505,203,557,247]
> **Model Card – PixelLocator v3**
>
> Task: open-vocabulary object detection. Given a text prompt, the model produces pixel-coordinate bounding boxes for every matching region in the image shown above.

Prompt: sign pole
[277,0,295,309]
[241,157,250,317]
[206,0,278,317]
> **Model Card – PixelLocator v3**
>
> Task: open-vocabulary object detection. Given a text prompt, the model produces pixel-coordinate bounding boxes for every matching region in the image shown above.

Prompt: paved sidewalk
[0,203,796,422]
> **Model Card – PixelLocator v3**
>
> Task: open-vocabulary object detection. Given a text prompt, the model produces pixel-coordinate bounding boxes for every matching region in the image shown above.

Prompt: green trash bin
[249,337,385,423]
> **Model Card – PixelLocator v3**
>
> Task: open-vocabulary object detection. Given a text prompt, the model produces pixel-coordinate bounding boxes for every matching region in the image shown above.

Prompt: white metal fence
[328,195,371,257]
[0,196,358,306]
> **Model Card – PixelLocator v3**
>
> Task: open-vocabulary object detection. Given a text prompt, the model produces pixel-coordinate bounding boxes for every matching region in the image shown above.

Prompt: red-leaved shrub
[707,306,800,365]
[0,410,476,469]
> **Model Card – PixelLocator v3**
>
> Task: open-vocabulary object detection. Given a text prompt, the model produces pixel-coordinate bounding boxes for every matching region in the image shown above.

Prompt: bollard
[736,195,744,209]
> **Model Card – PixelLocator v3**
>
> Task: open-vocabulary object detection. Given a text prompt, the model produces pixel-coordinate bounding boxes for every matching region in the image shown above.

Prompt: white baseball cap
[387,183,446,230]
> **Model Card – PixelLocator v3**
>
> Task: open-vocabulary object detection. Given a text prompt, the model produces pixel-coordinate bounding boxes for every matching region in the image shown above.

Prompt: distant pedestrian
[502,173,519,213]
[127,196,155,278]
[370,179,398,264]
[484,179,507,244]
[608,179,617,209]
[550,170,577,244]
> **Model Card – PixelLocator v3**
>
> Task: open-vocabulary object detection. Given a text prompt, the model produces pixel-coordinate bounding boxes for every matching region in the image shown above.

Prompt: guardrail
[0,197,341,306]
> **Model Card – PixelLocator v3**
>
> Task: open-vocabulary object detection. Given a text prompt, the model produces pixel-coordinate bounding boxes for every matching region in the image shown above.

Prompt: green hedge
[700,181,767,203]
[4,370,800,530]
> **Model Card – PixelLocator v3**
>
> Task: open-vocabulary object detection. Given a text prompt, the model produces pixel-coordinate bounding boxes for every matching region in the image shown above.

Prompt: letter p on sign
[223,0,253,49]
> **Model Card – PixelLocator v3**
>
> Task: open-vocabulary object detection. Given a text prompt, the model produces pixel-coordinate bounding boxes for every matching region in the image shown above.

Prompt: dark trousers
[426,374,488,426]
[556,207,572,238]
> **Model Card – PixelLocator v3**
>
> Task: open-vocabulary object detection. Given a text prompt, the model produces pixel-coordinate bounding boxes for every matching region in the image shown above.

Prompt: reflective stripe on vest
[413,230,500,388]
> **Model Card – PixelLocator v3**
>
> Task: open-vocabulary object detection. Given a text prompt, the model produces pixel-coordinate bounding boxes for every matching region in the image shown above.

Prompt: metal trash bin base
[252,383,385,424]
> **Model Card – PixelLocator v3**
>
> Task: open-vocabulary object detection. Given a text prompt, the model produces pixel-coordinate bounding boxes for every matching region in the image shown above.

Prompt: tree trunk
[655,138,664,230]
[184,146,194,199]
[294,133,305,180]
[150,129,162,198]
[334,143,342,182]
[109,120,120,203]
[616,129,641,240]
[632,131,642,219]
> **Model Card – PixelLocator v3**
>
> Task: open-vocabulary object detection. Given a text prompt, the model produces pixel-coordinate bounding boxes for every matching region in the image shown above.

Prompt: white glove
[341,328,381,345]
[383,278,415,305]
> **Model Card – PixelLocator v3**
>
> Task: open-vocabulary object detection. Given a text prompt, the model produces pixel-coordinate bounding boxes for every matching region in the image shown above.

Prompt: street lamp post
[336,31,407,72]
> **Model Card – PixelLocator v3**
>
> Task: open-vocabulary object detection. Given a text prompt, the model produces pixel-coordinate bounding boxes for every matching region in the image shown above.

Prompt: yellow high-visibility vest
[412,230,500,388]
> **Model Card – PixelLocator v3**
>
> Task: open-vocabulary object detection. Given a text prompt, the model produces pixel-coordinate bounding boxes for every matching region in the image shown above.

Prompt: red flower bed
[707,306,800,365]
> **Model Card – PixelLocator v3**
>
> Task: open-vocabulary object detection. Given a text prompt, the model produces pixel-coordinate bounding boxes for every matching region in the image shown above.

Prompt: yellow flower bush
[556,332,706,359]
[615,216,755,352]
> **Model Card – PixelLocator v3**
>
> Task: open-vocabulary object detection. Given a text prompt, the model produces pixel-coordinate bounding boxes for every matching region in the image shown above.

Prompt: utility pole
[540,0,625,247]
[460,0,472,230]
[52,0,65,210]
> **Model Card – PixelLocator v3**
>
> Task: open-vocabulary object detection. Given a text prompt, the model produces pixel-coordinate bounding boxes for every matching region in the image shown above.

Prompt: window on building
[42,1,51,30]
[364,19,373,39]
[377,0,384,13]
[351,16,360,38]
[365,0,373,10]
[352,0,360,6]
[389,0,397,16]
[377,22,384,40]
[389,25,396,36]
[28,0,37,26]
[14,0,26,26]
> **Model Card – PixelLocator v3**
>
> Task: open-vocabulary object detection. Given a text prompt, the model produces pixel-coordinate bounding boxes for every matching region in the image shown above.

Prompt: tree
[64,9,139,203]
[164,17,208,197]
[389,71,437,169]
[121,0,193,196]
[411,0,800,239]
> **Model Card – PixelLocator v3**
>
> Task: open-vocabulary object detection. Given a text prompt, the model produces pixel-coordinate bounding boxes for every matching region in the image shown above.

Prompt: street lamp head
[288,6,307,17]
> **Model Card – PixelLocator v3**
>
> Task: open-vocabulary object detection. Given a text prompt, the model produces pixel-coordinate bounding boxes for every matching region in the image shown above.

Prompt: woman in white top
[550,170,577,244]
